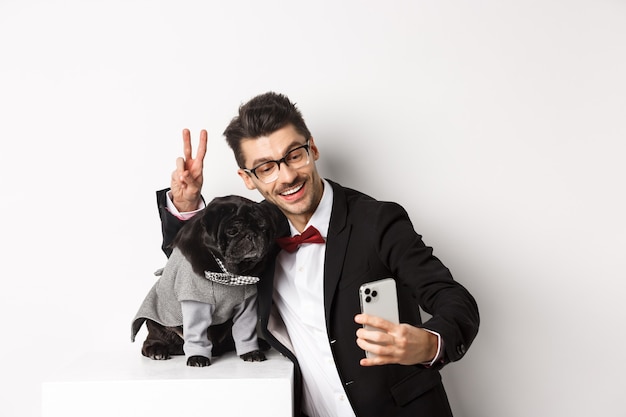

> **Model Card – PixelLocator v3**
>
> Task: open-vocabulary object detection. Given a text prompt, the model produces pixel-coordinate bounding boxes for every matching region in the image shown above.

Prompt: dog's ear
[172,213,204,252]
[171,213,214,275]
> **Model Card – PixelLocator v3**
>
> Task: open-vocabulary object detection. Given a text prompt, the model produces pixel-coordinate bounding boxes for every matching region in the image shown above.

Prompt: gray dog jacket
[131,247,260,356]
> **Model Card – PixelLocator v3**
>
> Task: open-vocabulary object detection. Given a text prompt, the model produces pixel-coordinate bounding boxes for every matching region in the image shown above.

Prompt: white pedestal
[42,349,293,417]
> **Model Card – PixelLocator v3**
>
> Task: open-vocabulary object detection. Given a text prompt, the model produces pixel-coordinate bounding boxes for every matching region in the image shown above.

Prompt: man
[157,92,479,417]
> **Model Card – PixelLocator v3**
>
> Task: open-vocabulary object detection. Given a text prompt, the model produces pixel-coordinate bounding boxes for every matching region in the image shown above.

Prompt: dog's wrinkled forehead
[202,195,268,236]
[208,195,261,217]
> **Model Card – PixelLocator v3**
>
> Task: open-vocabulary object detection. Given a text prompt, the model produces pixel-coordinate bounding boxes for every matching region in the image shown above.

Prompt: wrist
[173,199,201,213]
[166,191,204,218]
[419,328,443,367]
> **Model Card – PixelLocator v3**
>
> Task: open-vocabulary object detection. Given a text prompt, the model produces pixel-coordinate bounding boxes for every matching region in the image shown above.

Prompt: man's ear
[238,169,257,190]
[309,136,320,162]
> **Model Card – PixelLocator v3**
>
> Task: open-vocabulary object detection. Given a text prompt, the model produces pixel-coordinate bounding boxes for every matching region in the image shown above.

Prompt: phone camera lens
[364,288,371,295]
[371,290,378,298]
[365,296,372,303]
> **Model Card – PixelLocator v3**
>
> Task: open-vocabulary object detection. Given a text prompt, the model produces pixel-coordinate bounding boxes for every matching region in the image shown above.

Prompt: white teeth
[281,184,303,196]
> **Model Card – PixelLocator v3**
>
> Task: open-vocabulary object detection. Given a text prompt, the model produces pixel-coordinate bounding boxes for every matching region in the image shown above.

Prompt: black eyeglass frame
[243,141,311,183]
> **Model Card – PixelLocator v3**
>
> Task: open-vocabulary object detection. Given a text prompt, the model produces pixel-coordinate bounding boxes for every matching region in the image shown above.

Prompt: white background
[1,1,625,416]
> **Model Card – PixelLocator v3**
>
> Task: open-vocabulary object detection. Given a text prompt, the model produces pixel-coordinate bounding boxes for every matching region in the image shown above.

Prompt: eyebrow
[248,140,306,168]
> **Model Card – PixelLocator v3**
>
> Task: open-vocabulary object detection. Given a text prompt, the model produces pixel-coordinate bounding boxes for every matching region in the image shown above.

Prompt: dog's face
[202,195,276,275]
[174,195,279,277]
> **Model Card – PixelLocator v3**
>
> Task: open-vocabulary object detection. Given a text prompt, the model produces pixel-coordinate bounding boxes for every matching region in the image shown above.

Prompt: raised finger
[195,129,207,162]
[182,128,192,161]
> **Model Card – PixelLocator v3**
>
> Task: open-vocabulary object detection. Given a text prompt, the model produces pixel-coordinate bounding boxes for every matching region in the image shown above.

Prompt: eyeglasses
[244,141,310,184]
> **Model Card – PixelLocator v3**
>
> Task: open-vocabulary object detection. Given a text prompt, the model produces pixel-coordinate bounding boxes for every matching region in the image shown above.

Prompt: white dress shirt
[272,180,356,417]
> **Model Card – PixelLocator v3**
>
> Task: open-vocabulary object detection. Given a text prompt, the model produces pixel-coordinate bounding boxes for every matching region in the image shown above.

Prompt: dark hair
[223,92,312,168]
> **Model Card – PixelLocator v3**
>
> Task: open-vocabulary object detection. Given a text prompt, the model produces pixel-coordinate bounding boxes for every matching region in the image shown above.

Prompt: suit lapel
[323,180,351,326]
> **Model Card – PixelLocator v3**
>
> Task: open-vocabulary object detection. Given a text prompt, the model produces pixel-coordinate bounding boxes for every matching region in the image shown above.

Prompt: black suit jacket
[157,180,479,417]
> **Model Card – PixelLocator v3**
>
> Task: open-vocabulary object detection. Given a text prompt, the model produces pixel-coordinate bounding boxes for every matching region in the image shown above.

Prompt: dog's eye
[225,226,240,237]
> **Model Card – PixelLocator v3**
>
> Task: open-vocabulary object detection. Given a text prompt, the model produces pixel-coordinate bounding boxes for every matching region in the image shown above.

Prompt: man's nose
[277,160,298,182]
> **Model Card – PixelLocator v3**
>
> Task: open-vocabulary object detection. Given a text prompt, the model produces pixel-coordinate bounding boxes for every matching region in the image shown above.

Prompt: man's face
[237,124,323,231]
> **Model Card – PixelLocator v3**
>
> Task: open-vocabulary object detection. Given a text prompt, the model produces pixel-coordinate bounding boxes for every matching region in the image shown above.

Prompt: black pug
[131,195,278,367]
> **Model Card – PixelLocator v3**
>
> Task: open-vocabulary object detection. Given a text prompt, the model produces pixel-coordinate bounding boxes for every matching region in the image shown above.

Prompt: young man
[157,92,479,417]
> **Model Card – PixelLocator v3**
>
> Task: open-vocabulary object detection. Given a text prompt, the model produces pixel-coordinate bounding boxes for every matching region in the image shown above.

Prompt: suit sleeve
[377,202,480,368]
[156,188,187,258]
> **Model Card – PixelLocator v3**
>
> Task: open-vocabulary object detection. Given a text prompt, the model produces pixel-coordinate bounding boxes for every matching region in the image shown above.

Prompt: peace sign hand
[170,129,207,212]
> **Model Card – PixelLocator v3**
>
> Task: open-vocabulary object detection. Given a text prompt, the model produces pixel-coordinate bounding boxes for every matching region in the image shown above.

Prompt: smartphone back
[359,278,399,329]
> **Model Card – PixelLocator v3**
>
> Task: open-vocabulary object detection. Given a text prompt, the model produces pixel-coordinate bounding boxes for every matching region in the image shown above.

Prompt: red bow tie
[276,226,325,253]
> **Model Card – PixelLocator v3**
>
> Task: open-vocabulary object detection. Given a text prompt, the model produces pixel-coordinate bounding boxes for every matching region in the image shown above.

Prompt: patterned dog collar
[204,252,260,286]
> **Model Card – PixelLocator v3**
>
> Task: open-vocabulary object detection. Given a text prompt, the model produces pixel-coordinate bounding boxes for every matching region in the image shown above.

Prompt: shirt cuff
[165,191,205,220]
[420,328,444,367]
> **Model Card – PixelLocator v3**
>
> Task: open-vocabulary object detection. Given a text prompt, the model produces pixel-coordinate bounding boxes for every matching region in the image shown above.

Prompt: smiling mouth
[280,182,304,197]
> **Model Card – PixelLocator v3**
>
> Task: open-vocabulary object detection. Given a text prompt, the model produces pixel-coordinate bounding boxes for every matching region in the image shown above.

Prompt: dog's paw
[240,350,267,362]
[187,355,211,367]
[144,345,171,360]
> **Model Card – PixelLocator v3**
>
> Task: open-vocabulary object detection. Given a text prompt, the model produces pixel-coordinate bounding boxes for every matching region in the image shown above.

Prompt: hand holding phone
[358,278,399,358]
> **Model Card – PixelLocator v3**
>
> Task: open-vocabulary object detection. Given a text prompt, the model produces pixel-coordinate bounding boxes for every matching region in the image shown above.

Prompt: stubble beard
[272,174,323,222]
